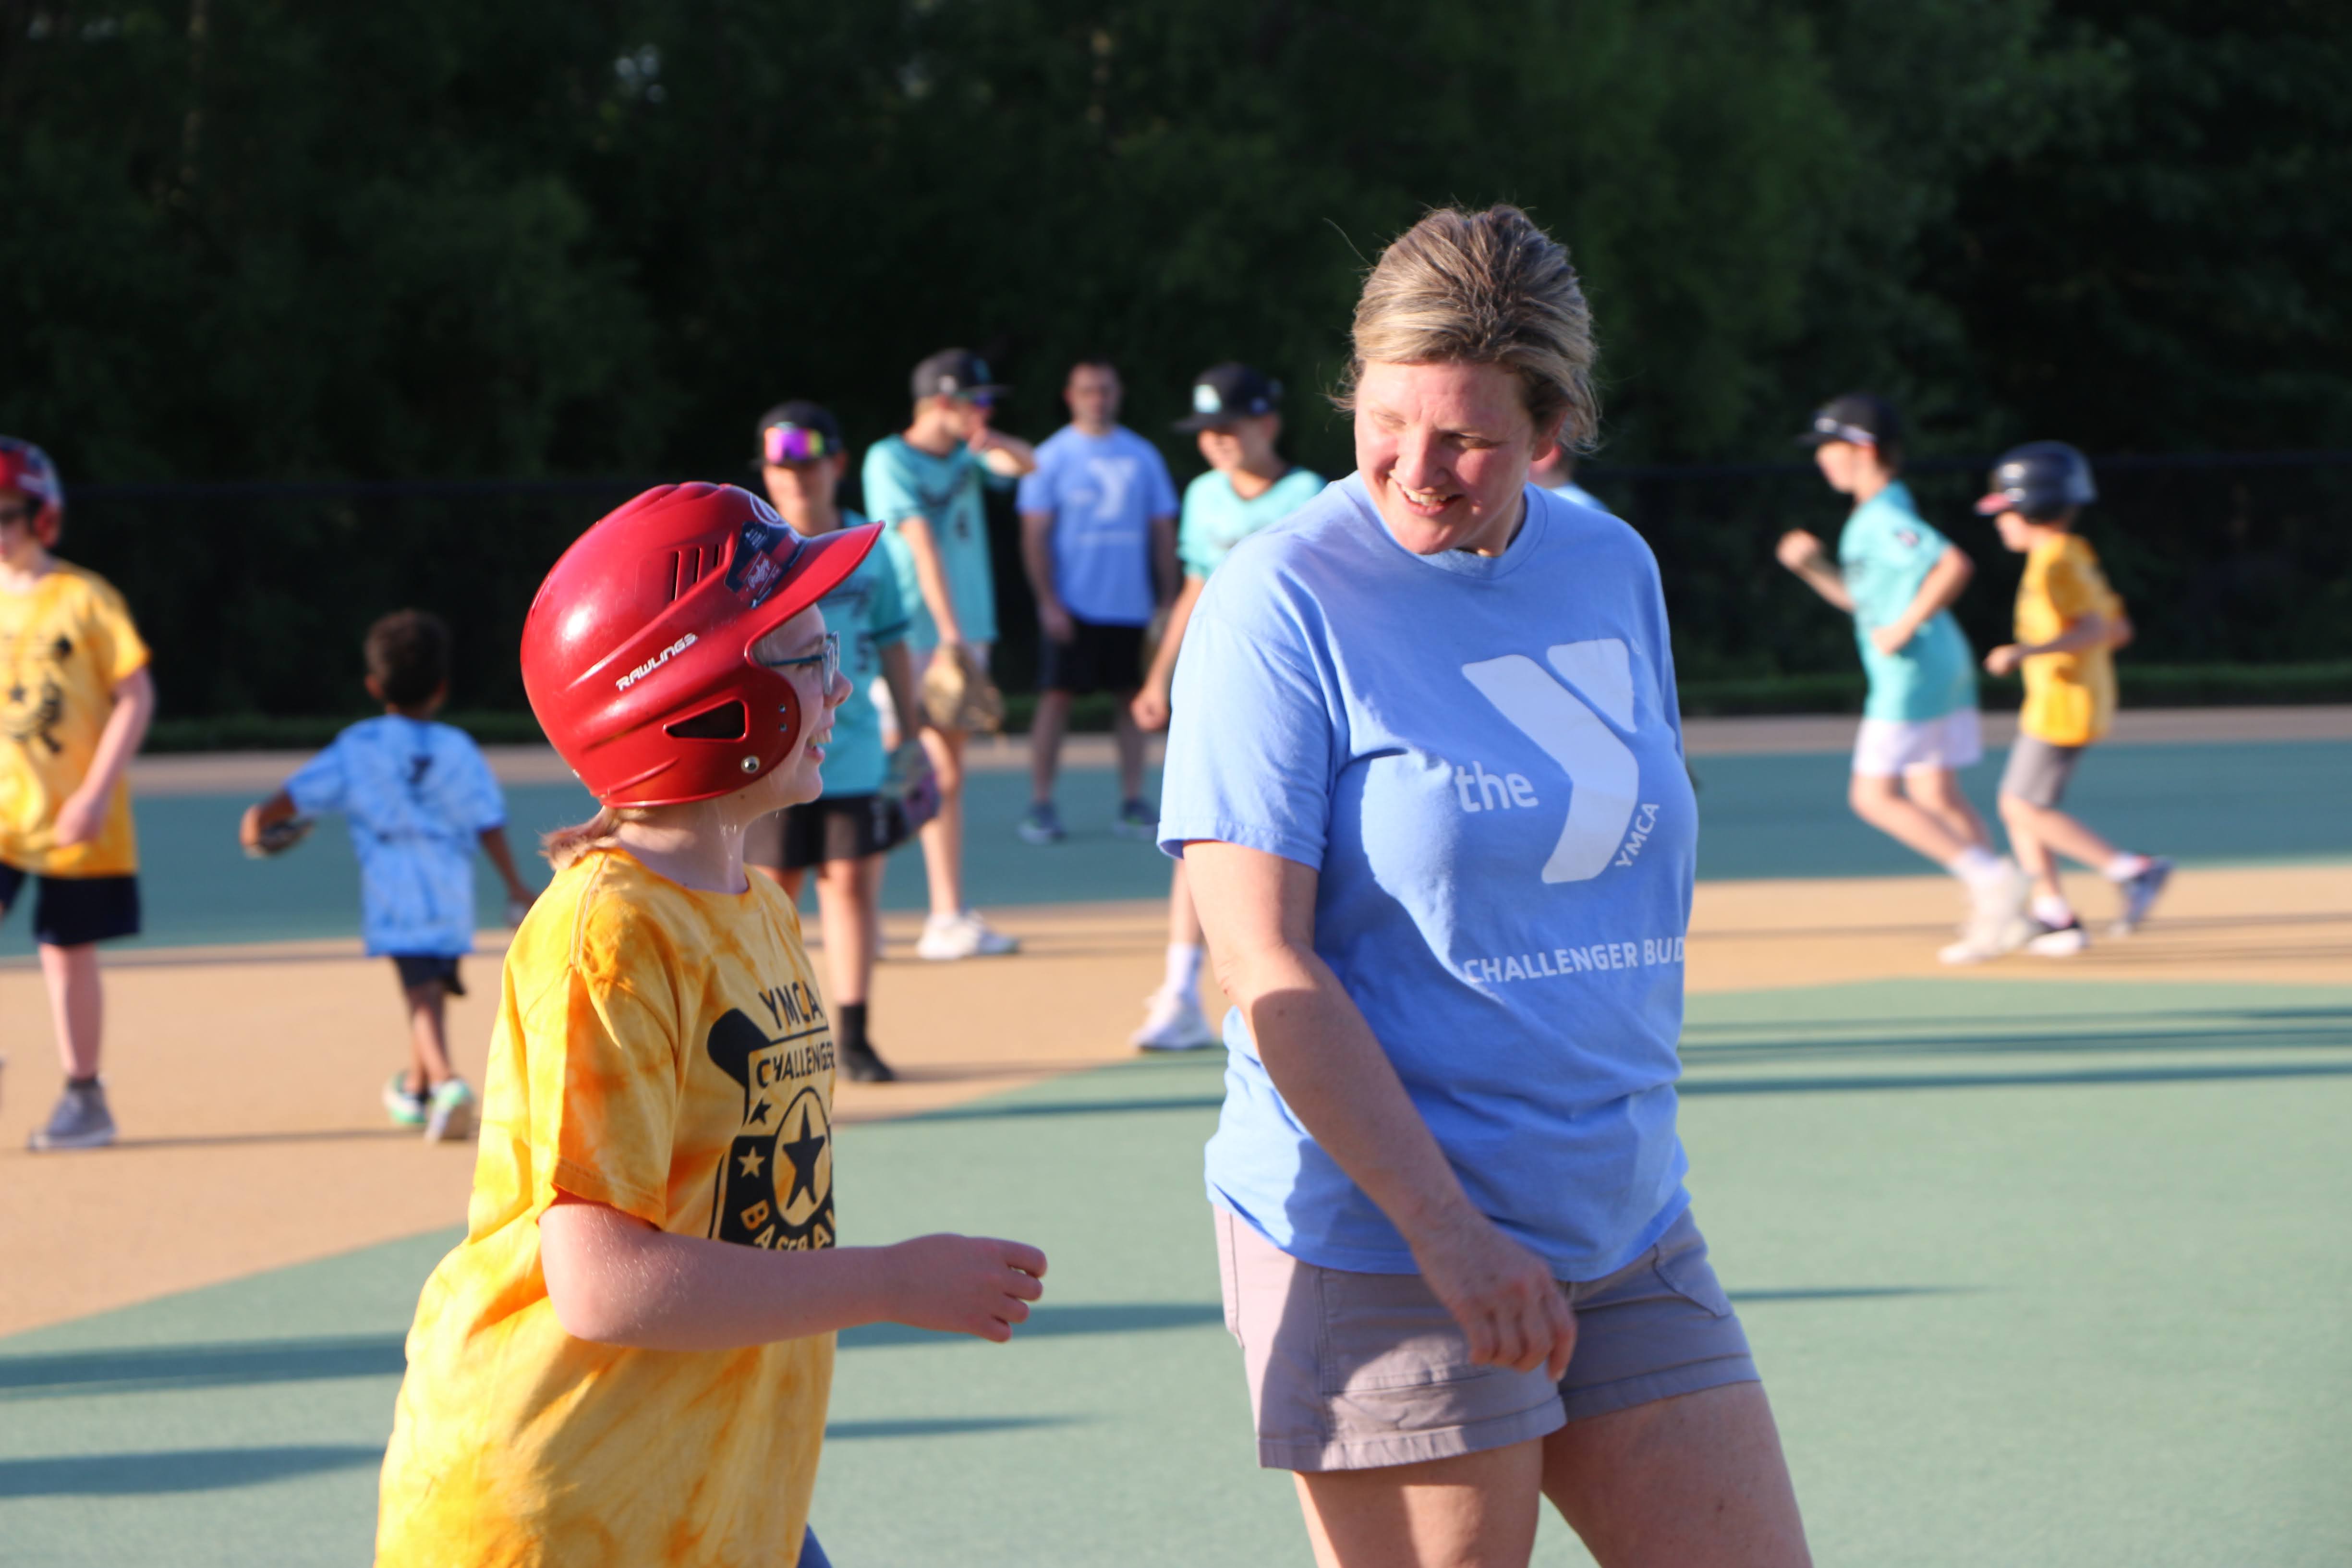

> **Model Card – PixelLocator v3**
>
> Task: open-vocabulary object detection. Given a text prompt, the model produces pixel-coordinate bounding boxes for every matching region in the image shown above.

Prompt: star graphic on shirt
[736,1146,765,1179]
[5,685,20,705]
[779,1104,828,1208]
[747,1099,772,1126]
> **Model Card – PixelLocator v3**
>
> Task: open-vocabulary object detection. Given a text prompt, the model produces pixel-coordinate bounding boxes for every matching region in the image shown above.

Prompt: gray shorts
[2000,734,2084,809]
[1214,1205,1758,1472]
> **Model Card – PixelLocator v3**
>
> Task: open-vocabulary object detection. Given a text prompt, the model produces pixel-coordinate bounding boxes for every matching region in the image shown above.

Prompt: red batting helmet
[522,482,879,807]
[0,438,64,547]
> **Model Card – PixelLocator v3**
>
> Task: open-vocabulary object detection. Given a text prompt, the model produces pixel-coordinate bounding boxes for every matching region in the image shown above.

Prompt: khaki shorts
[1215,1206,1758,1472]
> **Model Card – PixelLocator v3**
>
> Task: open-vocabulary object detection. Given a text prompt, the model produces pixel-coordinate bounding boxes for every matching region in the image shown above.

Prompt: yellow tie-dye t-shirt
[377,847,838,1568]
[0,562,150,876]
[2014,533,2124,747]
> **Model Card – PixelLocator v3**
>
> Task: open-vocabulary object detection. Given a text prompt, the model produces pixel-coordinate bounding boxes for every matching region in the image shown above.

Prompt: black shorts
[0,865,141,948]
[1040,617,1146,696]
[391,954,466,996]
[747,794,909,873]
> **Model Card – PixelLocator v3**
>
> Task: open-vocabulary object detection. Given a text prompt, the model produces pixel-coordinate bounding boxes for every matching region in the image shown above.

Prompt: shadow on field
[826,1416,1076,1440]
[0,1335,405,1400]
[0,1444,382,1497]
[842,1301,1222,1349]
[1680,1010,2352,1066]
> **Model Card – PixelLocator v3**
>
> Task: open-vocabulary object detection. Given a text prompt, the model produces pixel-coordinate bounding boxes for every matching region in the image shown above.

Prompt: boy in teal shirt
[1776,393,2028,960]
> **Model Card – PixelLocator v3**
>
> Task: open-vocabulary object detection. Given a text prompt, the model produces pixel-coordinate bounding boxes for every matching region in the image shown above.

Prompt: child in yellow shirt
[375,483,1048,1568]
[1976,443,2172,956]
[0,438,156,1151]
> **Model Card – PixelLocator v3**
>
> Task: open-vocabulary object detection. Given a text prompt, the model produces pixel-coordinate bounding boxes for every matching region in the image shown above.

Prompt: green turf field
[11,738,2349,955]
[4,976,2347,1566]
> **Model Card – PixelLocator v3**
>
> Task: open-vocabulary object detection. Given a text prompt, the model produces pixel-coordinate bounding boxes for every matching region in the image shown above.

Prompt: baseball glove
[243,815,315,859]
[921,644,1004,734]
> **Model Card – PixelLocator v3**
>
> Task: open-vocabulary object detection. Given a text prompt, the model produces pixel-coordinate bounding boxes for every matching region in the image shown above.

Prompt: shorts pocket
[1315,1268,1487,1395]
[1651,1239,1735,1321]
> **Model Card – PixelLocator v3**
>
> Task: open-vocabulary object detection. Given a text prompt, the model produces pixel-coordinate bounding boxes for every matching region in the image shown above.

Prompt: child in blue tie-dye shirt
[240,610,537,1141]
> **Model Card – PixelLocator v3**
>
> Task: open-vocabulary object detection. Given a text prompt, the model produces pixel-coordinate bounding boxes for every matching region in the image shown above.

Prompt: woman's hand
[1410,1212,1577,1379]
[1130,683,1171,731]
[880,1233,1048,1343]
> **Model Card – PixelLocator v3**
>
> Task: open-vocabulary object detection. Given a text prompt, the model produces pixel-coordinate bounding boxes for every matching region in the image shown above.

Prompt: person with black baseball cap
[1975,442,2172,953]
[861,351,1037,962]
[1776,393,2031,961]
[1127,363,1323,1050]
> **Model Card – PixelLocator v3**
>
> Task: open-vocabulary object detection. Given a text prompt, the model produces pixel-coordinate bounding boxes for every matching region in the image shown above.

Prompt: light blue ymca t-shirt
[1160,475,1698,1280]
[809,511,909,799]
[1839,480,1976,722]
[862,435,1007,648]
[1178,466,1324,580]
[1017,425,1179,626]
[284,716,508,958]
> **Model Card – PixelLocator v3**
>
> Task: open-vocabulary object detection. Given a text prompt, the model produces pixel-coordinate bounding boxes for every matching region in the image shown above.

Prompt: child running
[0,438,155,1152]
[374,483,1045,1567]
[1775,392,2029,962]
[1976,442,2172,953]
[240,609,537,1140]
[746,401,932,1083]
[1129,364,1320,1049]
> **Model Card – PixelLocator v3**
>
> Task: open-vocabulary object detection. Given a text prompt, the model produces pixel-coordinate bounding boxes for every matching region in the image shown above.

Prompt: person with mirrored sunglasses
[747,401,933,1082]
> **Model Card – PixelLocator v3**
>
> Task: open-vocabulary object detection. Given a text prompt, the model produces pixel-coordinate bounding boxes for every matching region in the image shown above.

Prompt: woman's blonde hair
[1339,204,1600,451]
[541,805,655,871]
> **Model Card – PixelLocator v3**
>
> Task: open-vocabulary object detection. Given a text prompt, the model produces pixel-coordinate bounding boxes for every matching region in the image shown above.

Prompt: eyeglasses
[757,630,838,688]
[763,423,833,464]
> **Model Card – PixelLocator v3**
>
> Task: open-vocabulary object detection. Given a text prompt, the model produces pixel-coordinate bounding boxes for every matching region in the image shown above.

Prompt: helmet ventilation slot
[664,700,748,741]
[669,546,716,600]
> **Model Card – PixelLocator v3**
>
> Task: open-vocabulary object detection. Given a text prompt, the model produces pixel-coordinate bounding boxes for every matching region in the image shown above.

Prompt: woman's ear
[364,673,386,704]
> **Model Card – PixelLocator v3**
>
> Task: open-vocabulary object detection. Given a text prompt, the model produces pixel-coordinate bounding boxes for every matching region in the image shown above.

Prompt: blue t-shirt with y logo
[1017,425,1180,626]
[283,716,509,958]
[1159,475,1696,1281]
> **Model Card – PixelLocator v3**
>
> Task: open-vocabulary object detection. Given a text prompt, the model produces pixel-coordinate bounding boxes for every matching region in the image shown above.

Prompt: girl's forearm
[79,667,155,804]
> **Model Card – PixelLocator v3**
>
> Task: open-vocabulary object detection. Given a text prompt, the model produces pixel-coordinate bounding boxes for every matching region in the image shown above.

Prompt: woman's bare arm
[539,1196,1044,1351]
[1184,840,1575,1378]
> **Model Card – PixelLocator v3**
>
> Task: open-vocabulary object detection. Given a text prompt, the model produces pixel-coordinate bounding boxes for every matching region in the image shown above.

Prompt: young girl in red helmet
[375,483,1047,1568]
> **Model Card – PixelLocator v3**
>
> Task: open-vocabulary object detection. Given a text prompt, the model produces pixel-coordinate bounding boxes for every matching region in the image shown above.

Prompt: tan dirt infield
[1,862,2343,1337]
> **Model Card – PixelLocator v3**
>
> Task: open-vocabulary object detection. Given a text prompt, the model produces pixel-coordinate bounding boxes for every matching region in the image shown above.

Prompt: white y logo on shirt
[1084,457,1134,522]
[1459,640,1638,884]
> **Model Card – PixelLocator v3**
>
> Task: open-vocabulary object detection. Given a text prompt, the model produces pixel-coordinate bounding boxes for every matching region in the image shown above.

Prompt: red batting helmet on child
[0,438,64,547]
[522,483,879,807]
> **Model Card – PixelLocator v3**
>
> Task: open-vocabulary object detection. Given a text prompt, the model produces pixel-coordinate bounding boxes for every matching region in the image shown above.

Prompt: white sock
[2104,853,2152,882]
[1164,943,1205,1002]
[2032,894,2075,928]
[1947,845,2004,885]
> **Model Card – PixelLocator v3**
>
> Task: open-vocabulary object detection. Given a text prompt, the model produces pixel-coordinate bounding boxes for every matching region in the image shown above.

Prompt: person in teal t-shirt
[1776,392,2028,960]
[1128,363,1322,1050]
[747,401,933,1083]
[858,350,1036,964]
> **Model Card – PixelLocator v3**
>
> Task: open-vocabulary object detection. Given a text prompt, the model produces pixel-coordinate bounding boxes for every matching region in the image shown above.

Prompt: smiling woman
[1161,207,1812,1568]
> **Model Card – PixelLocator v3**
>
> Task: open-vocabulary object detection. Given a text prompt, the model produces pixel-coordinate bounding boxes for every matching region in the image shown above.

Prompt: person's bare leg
[1542,1383,1810,1568]
[1295,1441,1545,1568]
[1030,689,1072,807]
[917,725,967,917]
[2000,796,2118,902]
[403,979,455,1090]
[1168,858,1204,947]
[1902,765,1990,851]
[39,942,103,1079]
[811,855,880,1007]
[1847,772,1971,866]
[1113,690,1145,802]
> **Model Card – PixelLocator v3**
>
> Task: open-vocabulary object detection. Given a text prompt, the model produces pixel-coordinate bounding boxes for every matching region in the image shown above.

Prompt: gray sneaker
[29,1081,116,1151]
[2111,857,2174,936]
[1017,802,1065,845]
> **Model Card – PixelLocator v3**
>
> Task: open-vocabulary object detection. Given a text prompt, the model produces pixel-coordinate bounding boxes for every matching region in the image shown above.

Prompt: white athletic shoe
[1131,989,1218,1051]
[425,1079,477,1143]
[1939,863,2033,965]
[2022,917,2090,957]
[916,910,1021,961]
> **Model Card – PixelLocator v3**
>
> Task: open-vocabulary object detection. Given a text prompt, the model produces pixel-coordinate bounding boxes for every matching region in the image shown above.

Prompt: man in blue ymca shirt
[1016,360,1179,844]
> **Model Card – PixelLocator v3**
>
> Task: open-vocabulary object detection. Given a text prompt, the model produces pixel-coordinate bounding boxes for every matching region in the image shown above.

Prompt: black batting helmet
[1975,441,2096,522]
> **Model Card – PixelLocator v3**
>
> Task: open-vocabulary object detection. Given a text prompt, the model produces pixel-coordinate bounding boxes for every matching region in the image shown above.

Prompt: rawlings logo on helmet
[615,632,698,692]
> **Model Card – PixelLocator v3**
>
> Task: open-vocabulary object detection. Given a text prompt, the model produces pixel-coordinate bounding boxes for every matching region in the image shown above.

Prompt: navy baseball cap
[1796,392,1902,450]
[910,349,1007,403]
[1172,363,1283,432]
